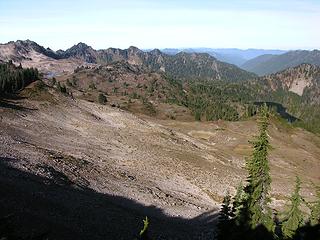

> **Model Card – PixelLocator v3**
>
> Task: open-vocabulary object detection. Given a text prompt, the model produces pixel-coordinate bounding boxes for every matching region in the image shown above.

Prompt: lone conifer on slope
[281,176,304,239]
[309,184,320,226]
[217,193,233,239]
[311,187,320,225]
[232,182,246,226]
[244,104,274,232]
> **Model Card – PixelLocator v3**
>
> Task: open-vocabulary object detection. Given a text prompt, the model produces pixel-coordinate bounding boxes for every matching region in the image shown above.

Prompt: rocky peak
[64,42,94,55]
[71,42,91,51]
[14,39,42,51]
[62,42,97,63]
[11,39,61,59]
[127,46,141,53]
[150,49,162,55]
[126,46,144,59]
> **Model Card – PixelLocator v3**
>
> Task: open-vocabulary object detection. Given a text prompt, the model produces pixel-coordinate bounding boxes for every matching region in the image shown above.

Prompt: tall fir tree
[281,176,304,239]
[217,192,233,239]
[232,182,247,226]
[310,185,320,226]
[244,104,275,232]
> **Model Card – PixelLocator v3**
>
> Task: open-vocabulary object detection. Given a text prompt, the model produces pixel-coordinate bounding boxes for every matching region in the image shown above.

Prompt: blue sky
[0,0,319,50]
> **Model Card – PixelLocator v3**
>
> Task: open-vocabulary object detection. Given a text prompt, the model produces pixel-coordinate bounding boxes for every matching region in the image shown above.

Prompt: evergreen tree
[217,193,233,239]
[56,82,67,94]
[310,185,320,226]
[232,182,247,226]
[244,104,275,232]
[98,93,107,105]
[281,176,304,239]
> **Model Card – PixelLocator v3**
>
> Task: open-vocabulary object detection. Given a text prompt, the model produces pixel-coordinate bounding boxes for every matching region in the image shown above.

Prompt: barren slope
[0,88,319,238]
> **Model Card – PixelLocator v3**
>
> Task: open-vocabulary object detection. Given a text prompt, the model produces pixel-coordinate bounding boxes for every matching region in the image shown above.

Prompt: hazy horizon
[0,39,305,52]
[1,0,320,51]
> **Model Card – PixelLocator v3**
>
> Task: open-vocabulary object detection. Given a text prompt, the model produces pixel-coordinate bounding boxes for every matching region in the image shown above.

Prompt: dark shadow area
[294,223,320,240]
[1,158,319,240]
[254,101,299,123]
[216,200,320,240]
[219,219,320,240]
[0,99,36,111]
[0,94,37,111]
[0,157,219,240]
[0,93,26,101]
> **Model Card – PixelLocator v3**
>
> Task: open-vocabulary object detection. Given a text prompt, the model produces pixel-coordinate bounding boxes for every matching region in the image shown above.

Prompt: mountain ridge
[0,40,256,82]
[159,48,287,66]
[242,50,320,76]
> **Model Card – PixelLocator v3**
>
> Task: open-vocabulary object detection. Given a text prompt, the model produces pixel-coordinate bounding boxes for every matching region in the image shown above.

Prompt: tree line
[185,81,259,121]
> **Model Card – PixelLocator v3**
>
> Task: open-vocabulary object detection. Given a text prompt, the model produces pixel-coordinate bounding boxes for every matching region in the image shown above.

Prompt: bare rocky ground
[0,87,320,239]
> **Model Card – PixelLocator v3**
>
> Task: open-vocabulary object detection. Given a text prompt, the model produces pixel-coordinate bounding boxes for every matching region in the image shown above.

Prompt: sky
[0,0,320,50]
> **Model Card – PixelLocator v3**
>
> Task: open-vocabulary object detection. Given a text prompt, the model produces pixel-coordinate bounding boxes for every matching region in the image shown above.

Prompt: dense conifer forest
[0,61,39,95]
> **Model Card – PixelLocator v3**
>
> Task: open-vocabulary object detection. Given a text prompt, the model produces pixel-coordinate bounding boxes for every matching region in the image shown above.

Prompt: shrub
[57,82,67,94]
[98,93,107,105]
[89,82,96,89]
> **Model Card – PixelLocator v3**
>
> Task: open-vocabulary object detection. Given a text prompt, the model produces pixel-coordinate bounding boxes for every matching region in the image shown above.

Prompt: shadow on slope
[0,94,37,111]
[1,157,319,240]
[0,157,218,240]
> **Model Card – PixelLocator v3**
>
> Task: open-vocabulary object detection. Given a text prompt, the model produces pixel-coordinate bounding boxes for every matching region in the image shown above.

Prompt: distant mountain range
[158,48,320,77]
[1,40,320,81]
[0,40,256,82]
[157,48,287,66]
[3,40,320,80]
[242,50,320,76]
[55,43,258,81]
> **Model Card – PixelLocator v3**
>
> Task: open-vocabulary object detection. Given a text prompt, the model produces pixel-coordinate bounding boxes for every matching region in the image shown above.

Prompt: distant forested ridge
[241,50,320,76]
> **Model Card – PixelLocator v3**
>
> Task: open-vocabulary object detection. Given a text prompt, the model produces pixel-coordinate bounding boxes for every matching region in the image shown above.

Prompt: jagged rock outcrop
[57,42,98,63]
